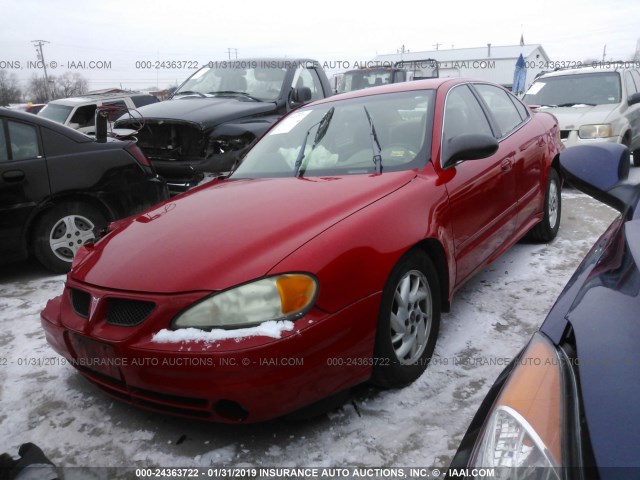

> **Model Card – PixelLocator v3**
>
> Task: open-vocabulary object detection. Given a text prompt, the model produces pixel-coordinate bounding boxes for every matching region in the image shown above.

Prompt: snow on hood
[71,171,415,293]
[540,104,619,130]
[151,320,294,343]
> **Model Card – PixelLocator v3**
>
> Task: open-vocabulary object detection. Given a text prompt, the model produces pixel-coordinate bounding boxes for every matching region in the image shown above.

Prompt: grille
[71,289,90,318]
[106,298,155,326]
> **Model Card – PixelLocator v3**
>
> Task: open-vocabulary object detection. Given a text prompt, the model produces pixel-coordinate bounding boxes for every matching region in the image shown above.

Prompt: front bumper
[40,279,379,423]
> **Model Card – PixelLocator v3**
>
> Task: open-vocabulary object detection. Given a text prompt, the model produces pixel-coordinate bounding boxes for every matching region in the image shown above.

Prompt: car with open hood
[450,143,640,478]
[41,78,563,423]
[114,58,333,194]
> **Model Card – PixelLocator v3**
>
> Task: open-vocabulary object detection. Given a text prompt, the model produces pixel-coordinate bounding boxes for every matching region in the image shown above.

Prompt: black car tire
[633,150,640,167]
[528,168,561,243]
[33,202,107,274]
[370,249,440,388]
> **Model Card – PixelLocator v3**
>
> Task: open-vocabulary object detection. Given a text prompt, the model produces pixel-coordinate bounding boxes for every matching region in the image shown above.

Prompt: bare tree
[53,72,88,98]
[0,70,23,106]
[28,74,53,103]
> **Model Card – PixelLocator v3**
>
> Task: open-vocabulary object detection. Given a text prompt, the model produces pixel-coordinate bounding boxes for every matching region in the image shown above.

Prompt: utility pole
[602,44,607,63]
[226,48,238,59]
[31,40,51,101]
[433,43,442,51]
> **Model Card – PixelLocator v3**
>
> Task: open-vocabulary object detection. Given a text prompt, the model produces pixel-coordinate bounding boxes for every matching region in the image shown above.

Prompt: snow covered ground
[0,190,623,471]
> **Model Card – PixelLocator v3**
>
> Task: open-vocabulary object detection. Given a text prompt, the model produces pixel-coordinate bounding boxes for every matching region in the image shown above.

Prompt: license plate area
[68,334,122,381]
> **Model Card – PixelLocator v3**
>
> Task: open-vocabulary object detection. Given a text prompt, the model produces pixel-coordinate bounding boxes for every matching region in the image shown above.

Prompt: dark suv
[0,108,168,273]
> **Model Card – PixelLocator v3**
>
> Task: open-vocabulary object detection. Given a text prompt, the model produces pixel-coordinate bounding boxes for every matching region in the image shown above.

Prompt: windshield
[174,62,287,102]
[523,72,622,106]
[231,90,435,179]
[340,70,393,93]
[38,104,73,123]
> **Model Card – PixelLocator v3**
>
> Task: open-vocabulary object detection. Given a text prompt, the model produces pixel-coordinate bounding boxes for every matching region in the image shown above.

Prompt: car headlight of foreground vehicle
[173,274,318,329]
[468,333,579,478]
[578,124,613,139]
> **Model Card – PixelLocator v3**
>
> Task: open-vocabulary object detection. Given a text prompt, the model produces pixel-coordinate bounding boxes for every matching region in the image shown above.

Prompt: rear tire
[370,250,440,388]
[33,201,107,274]
[528,168,561,243]
[633,150,640,167]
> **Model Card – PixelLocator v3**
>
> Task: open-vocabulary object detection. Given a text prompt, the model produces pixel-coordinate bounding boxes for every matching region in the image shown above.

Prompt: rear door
[439,84,517,285]
[0,117,50,259]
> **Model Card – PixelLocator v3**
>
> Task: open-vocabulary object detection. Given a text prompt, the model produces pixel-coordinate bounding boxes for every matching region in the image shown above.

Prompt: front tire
[33,201,107,274]
[528,168,561,243]
[370,250,441,388]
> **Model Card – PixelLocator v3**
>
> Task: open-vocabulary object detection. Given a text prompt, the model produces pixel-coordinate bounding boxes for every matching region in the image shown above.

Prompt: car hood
[539,104,618,130]
[117,97,278,128]
[71,171,416,293]
[546,218,640,473]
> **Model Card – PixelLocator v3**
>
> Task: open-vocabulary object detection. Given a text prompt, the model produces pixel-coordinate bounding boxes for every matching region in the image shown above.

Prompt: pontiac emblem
[88,296,100,321]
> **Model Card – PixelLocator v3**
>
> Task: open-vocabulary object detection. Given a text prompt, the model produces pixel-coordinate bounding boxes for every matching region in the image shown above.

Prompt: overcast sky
[2,0,639,92]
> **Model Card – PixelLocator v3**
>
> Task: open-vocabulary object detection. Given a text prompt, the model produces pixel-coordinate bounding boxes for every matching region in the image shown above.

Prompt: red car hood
[72,172,415,293]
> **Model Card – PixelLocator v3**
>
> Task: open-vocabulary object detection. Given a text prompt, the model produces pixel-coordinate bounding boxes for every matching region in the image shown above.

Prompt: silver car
[524,63,640,166]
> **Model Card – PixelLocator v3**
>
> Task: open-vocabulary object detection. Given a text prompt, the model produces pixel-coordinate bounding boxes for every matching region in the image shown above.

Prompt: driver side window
[442,85,493,165]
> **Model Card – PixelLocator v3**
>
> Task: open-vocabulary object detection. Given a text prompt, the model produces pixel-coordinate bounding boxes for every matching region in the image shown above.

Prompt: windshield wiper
[173,90,206,98]
[293,107,335,178]
[363,106,383,174]
[207,91,262,102]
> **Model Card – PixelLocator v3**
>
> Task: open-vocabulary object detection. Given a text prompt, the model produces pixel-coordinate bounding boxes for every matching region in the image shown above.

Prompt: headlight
[469,333,573,478]
[578,124,613,139]
[173,274,317,329]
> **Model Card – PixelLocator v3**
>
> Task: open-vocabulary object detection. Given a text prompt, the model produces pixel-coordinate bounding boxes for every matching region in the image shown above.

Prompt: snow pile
[151,320,295,343]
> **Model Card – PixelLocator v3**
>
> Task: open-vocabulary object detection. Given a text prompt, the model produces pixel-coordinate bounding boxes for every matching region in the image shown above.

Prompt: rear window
[523,72,622,106]
[38,104,73,124]
[131,95,159,108]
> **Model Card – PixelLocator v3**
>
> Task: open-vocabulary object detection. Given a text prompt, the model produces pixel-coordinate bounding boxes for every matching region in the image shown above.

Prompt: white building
[373,44,551,91]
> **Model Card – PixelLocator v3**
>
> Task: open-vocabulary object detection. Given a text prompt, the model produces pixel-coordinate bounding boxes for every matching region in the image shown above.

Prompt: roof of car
[536,63,634,79]
[0,107,93,142]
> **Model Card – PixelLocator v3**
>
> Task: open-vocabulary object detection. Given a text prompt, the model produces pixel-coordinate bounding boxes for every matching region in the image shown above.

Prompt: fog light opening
[213,399,249,421]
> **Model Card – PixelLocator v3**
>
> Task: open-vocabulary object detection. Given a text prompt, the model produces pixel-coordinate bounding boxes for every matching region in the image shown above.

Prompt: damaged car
[115,58,333,194]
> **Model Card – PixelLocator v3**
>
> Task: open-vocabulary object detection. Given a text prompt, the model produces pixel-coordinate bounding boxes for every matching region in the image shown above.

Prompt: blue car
[450,143,640,479]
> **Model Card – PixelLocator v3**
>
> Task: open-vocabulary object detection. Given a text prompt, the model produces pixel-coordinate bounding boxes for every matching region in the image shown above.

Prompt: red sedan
[41,78,563,423]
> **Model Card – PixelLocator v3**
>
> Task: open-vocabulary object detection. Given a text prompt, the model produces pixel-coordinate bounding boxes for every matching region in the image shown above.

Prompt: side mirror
[627,92,640,107]
[443,134,499,169]
[560,143,637,214]
[291,86,312,104]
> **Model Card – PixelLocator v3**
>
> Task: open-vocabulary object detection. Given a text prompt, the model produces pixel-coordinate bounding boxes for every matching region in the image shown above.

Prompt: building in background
[373,44,550,91]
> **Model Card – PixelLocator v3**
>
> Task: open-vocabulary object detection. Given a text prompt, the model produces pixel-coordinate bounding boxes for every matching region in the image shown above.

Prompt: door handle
[2,170,25,182]
[500,158,513,171]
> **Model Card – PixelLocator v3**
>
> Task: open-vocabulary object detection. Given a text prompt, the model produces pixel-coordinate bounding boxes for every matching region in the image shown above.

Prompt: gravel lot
[1,181,633,471]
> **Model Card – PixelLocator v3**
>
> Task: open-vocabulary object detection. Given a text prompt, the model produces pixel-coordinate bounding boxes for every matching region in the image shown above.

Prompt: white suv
[523,63,640,166]
[37,91,158,133]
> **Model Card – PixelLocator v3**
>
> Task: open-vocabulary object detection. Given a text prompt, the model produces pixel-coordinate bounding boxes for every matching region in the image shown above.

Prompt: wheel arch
[411,238,451,313]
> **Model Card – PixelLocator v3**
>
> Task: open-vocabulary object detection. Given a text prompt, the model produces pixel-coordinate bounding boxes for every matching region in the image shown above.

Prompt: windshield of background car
[174,63,287,101]
[341,70,392,92]
[38,104,72,123]
[231,90,435,179]
[523,72,622,106]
